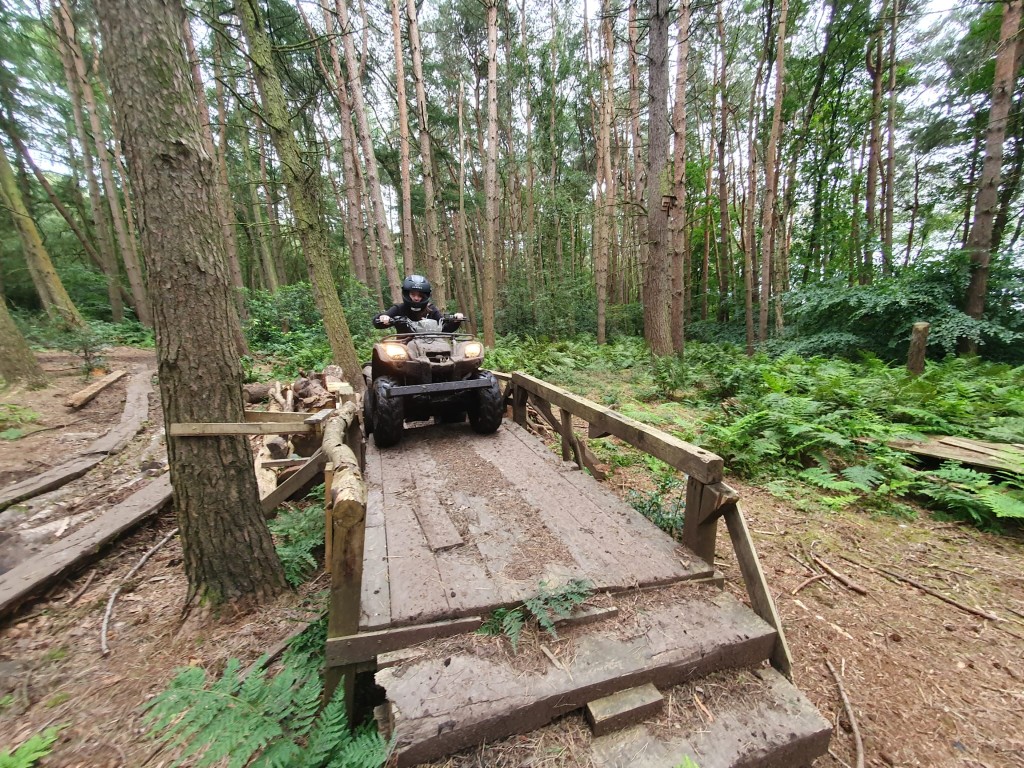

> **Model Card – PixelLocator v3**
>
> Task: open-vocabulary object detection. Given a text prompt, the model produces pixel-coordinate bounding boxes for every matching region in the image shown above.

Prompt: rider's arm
[373,304,404,328]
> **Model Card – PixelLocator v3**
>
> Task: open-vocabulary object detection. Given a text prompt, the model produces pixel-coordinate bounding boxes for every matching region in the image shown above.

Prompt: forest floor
[0,349,1022,768]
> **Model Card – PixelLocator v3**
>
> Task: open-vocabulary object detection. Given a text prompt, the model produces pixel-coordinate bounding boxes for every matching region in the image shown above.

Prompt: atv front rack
[383,379,494,397]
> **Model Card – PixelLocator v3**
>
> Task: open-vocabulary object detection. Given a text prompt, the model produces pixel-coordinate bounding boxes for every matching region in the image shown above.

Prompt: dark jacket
[373,302,461,332]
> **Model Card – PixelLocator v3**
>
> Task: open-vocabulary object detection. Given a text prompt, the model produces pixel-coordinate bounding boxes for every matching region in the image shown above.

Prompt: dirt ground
[1,355,1022,767]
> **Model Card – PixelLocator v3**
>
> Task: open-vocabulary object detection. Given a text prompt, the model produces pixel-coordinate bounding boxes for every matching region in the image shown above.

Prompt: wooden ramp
[891,435,1024,474]
[358,420,714,632]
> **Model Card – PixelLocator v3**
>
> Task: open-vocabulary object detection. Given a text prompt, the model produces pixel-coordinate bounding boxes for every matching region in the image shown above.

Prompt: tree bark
[644,0,672,355]
[0,296,46,388]
[715,0,731,323]
[962,0,1023,353]
[407,0,444,307]
[670,0,690,354]
[95,0,287,609]
[0,146,84,328]
[882,0,899,272]
[335,0,402,303]
[595,0,615,345]
[238,0,365,391]
[390,0,415,276]
[864,11,884,282]
[52,1,125,323]
[481,0,499,347]
[759,0,788,343]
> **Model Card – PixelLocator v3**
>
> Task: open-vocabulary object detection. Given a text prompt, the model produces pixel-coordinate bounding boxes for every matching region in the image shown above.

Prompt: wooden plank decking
[359,420,713,631]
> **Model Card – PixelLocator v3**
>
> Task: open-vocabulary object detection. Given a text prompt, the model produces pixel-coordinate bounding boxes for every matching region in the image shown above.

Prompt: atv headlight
[462,342,483,359]
[382,342,409,360]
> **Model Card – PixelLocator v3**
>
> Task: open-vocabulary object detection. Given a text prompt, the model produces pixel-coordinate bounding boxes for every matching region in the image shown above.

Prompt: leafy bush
[628,476,687,538]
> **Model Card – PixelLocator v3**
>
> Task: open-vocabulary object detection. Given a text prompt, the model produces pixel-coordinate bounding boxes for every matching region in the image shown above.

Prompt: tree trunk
[95,0,287,609]
[0,296,46,388]
[595,0,615,345]
[962,0,1023,353]
[320,1,371,292]
[670,0,690,354]
[0,146,84,328]
[238,0,364,391]
[52,2,124,323]
[481,0,499,347]
[335,0,402,303]
[882,0,899,272]
[864,13,884,281]
[759,0,788,343]
[644,0,672,355]
[715,0,731,323]
[407,0,444,307]
[390,0,415,276]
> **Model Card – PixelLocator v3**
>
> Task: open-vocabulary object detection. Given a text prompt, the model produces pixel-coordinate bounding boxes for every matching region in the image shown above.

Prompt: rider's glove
[454,313,464,321]
[378,315,392,326]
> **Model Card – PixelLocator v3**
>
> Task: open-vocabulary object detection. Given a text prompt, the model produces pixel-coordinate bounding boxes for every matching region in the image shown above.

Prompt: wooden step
[376,590,776,767]
[590,668,831,768]
[586,683,664,737]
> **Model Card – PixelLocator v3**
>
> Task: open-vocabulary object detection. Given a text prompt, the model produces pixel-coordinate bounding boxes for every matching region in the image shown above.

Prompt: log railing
[508,372,792,676]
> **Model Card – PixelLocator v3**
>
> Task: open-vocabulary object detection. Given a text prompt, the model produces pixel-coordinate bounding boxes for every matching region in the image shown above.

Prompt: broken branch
[812,555,868,595]
[826,659,864,768]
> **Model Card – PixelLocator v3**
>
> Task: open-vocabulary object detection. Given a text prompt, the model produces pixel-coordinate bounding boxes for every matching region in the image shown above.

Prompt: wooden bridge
[322,373,831,768]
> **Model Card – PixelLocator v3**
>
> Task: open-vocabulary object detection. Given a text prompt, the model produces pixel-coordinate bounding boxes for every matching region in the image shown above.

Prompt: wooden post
[324,464,334,574]
[559,408,573,461]
[907,321,929,376]
[512,383,528,427]
[682,477,717,566]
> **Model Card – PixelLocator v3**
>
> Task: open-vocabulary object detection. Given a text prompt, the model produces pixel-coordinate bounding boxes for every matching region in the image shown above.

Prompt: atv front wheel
[362,387,374,435]
[372,376,404,447]
[469,375,504,434]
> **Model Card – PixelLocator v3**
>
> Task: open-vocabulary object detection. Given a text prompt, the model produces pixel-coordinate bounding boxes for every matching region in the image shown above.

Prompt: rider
[373,274,464,333]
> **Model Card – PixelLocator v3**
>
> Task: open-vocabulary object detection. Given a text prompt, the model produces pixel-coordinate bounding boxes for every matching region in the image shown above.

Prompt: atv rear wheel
[372,376,404,447]
[469,375,503,434]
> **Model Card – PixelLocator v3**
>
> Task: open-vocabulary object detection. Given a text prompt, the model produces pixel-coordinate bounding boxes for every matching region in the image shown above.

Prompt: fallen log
[65,370,127,409]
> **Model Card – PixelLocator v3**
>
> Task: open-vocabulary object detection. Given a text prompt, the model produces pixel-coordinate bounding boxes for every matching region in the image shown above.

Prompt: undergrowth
[0,404,40,440]
[268,485,326,587]
[478,579,593,651]
[628,476,687,539]
[487,336,1024,530]
[0,725,64,768]
[143,614,388,768]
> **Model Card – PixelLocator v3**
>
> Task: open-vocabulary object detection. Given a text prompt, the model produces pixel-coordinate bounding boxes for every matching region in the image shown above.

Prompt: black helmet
[401,274,432,309]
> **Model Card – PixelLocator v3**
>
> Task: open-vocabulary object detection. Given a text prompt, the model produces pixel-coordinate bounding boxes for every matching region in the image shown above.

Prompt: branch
[825,660,865,768]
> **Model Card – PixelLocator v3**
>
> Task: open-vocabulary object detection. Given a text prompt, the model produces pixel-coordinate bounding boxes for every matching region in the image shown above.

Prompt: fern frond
[0,725,65,768]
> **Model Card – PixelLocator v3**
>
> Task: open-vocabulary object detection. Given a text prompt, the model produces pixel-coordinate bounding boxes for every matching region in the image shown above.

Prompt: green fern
[479,580,593,651]
[0,726,65,768]
[142,659,388,768]
[268,500,325,587]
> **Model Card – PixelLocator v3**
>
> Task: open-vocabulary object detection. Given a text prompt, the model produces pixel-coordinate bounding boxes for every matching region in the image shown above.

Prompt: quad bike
[362,315,504,448]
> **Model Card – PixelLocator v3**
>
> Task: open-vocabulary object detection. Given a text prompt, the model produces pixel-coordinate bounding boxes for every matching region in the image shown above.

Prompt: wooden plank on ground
[488,424,709,587]
[87,367,154,455]
[326,615,483,666]
[378,593,776,767]
[377,442,452,625]
[410,490,463,552]
[0,455,103,512]
[504,423,712,581]
[64,370,126,409]
[891,437,1022,473]
[170,422,314,436]
[259,449,325,515]
[0,475,172,618]
[511,373,723,484]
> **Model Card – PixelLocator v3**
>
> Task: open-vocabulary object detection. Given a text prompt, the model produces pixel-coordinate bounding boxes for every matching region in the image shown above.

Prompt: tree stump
[907,322,930,376]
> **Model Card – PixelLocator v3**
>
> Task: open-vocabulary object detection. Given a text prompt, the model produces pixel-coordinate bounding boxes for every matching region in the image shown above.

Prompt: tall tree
[335,0,402,302]
[237,0,365,391]
[643,0,672,354]
[481,0,499,347]
[669,0,690,353]
[390,0,415,275]
[407,0,444,307]
[0,145,84,328]
[94,0,287,609]
[962,0,1023,351]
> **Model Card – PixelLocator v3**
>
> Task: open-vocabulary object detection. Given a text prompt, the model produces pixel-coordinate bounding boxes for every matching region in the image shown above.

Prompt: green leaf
[0,428,25,441]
